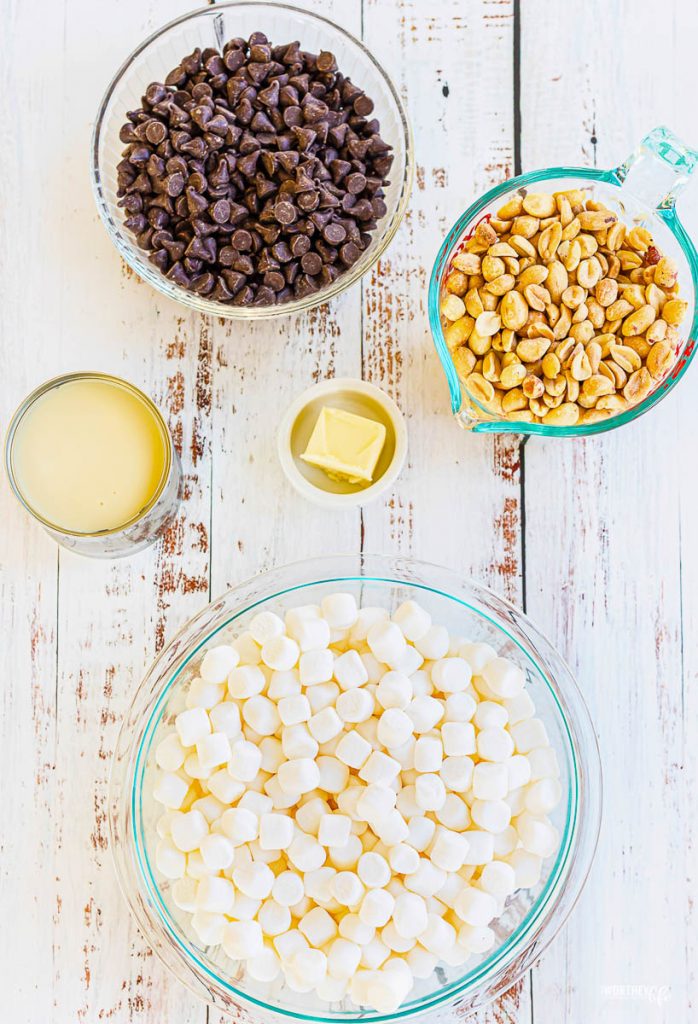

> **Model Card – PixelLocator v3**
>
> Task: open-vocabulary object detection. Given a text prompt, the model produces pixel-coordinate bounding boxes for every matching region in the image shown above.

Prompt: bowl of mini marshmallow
[110,554,601,1021]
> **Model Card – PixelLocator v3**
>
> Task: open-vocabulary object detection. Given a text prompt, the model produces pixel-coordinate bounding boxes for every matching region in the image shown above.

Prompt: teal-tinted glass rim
[428,166,698,436]
[131,573,579,1022]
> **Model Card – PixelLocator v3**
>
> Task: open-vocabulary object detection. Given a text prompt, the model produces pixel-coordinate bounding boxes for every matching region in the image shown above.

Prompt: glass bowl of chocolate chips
[91,2,413,317]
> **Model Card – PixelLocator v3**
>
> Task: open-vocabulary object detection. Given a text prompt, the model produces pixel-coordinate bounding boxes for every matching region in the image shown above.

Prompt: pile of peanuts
[152,594,561,1012]
[440,190,688,426]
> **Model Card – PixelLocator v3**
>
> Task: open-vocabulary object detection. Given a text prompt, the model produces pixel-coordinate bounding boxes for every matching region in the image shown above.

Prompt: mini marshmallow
[287,947,328,991]
[242,695,281,736]
[510,718,550,754]
[359,750,401,787]
[479,860,517,898]
[288,833,327,872]
[331,870,365,907]
[474,700,508,730]
[407,945,438,979]
[358,851,391,889]
[376,670,413,710]
[440,755,475,794]
[274,927,309,961]
[221,807,258,845]
[415,625,449,660]
[458,642,497,674]
[504,689,536,725]
[192,910,227,946]
[272,870,305,907]
[155,733,186,772]
[261,635,300,672]
[374,810,409,847]
[515,812,558,857]
[431,657,472,694]
[359,888,395,928]
[367,621,407,669]
[232,631,263,665]
[406,815,436,853]
[406,695,444,733]
[299,648,334,687]
[308,706,343,744]
[361,652,388,684]
[249,611,285,646]
[175,707,211,747]
[317,813,352,849]
[321,593,359,630]
[392,600,431,642]
[388,843,420,875]
[420,913,457,956]
[471,799,512,834]
[361,935,390,969]
[196,874,236,914]
[156,839,186,879]
[377,708,413,749]
[282,723,319,760]
[396,784,420,819]
[415,773,446,811]
[493,825,519,858]
[336,688,374,724]
[414,735,443,773]
[444,692,477,723]
[248,947,282,982]
[185,851,209,880]
[200,833,235,871]
[350,606,389,642]
[171,810,208,853]
[186,678,225,710]
[472,762,509,801]
[403,858,446,898]
[228,665,266,699]
[278,693,311,727]
[223,920,263,960]
[477,727,515,763]
[441,722,476,757]
[393,892,428,938]
[234,862,275,900]
[258,736,284,774]
[303,866,336,904]
[454,886,497,927]
[290,616,331,653]
[196,732,232,772]
[482,657,525,698]
[317,756,350,794]
[171,876,198,912]
[296,796,330,835]
[436,793,470,831]
[268,668,301,700]
[200,644,239,683]
[300,906,338,947]
[461,830,495,866]
[228,739,263,781]
[329,834,364,871]
[153,771,189,809]
[207,769,244,807]
[410,670,433,698]
[316,975,349,1001]
[527,745,560,780]
[357,785,396,823]
[507,847,543,888]
[259,812,295,850]
[333,649,369,690]
[430,827,469,872]
[458,923,495,954]
[524,777,562,815]
[278,757,321,796]
[327,937,362,979]
[209,701,242,739]
[307,681,340,714]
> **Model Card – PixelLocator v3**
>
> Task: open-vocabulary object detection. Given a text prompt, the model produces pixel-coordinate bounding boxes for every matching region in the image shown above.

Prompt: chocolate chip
[323,222,347,245]
[339,241,361,265]
[274,201,297,226]
[301,251,322,275]
[232,228,253,251]
[346,172,367,194]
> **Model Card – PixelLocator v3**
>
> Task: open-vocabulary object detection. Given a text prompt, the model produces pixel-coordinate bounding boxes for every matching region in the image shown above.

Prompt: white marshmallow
[327,937,362,979]
[221,807,258,845]
[272,870,305,907]
[232,631,262,665]
[415,773,446,811]
[474,700,508,730]
[171,810,208,853]
[228,738,263,781]
[321,593,359,629]
[440,755,474,794]
[482,657,526,699]
[376,670,412,710]
[472,762,509,801]
[457,923,495,954]
[192,910,227,946]
[281,723,318,760]
[361,652,388,684]
[493,825,518,858]
[196,874,236,914]
[393,891,428,938]
[200,644,239,683]
[507,848,543,888]
[406,695,444,733]
[336,687,374,724]
[431,657,472,694]
[458,642,497,674]
[339,913,375,945]
[471,799,512,834]
[155,733,186,772]
[480,860,517,898]
[287,947,327,991]
[318,813,352,848]
[527,745,560,780]
[406,815,435,853]
[329,834,364,871]
[374,810,409,847]
[414,735,443,773]
[303,866,336,904]
[504,689,536,724]
[200,833,235,871]
[441,722,476,757]
[307,707,342,744]
[228,665,266,699]
[259,811,295,850]
[274,927,308,961]
[430,827,469,872]
[307,681,340,714]
[392,600,431,642]
[288,833,327,872]
[358,851,391,889]
[223,920,263,960]
[377,708,413,749]
[406,945,438,979]
[388,843,420,875]
[278,757,321,796]
[299,648,334,687]
[186,678,225,710]
[420,913,457,956]
[175,707,211,747]
[326,652,365,697]
[357,784,396,823]
[524,777,562,815]
[261,635,300,672]
[240,695,279,736]
[403,858,446,897]
[367,621,407,669]
[510,718,550,754]
[477,727,515,763]
[461,830,495,866]
[317,756,350,794]
[444,692,477,723]
[410,669,433,698]
[153,771,189,809]
[316,975,348,1001]
[277,693,310,727]
[414,625,449,660]
[296,796,330,835]
[209,701,242,739]
[436,793,470,831]
[196,731,231,772]
[249,611,285,646]
[359,888,395,928]
[359,750,401,786]
[234,862,275,900]
[171,876,198,912]
[331,870,365,907]
[350,606,389,642]
[247,947,281,982]
[300,906,338,947]
[290,616,331,653]
[515,812,558,857]
[454,886,497,927]
[156,839,186,879]
[267,668,301,700]
[361,935,390,968]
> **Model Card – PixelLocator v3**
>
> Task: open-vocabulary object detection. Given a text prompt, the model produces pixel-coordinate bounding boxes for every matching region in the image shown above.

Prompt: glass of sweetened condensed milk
[5,372,182,556]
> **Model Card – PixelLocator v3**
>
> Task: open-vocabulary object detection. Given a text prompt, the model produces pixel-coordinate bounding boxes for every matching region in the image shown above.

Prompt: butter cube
[301,406,386,484]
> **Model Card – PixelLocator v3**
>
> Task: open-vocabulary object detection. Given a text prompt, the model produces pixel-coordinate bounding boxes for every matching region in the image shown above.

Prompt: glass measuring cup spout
[429,126,698,437]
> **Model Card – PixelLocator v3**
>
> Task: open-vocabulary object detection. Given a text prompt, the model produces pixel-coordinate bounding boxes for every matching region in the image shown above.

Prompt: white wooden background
[1,0,696,1021]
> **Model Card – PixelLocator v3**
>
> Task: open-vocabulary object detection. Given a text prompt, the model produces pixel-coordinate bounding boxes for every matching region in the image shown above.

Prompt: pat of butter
[301,405,387,485]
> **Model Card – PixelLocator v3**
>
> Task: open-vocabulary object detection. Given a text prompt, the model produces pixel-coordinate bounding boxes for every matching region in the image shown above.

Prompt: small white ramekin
[278,378,408,508]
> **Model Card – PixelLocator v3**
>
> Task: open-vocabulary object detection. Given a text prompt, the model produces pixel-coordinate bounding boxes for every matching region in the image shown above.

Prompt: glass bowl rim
[90,0,414,321]
[428,165,698,437]
[115,554,602,1021]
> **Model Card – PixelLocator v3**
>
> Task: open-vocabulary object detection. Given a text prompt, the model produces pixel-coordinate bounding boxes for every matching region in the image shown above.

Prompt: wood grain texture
[1,0,696,1021]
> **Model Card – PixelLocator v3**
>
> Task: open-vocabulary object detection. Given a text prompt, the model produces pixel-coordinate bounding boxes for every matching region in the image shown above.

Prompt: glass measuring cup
[428,127,698,435]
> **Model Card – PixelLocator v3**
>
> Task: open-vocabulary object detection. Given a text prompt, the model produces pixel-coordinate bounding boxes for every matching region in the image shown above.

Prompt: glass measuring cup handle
[613,125,698,213]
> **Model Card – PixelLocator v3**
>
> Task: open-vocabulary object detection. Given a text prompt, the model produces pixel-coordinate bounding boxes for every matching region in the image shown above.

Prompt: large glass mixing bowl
[109,554,601,1021]
[91,3,413,319]
[429,126,698,435]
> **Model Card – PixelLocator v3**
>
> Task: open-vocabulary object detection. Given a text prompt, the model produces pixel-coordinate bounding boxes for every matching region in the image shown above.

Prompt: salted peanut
[620,283,646,309]
[522,373,544,400]
[497,362,525,390]
[511,215,539,238]
[579,408,611,424]
[559,240,582,272]
[609,342,641,373]
[663,298,688,325]
[645,283,665,312]
[442,294,466,321]
[595,278,617,307]
[522,193,556,218]
[577,258,602,289]
[622,336,651,360]
[626,226,652,251]
[586,298,606,328]
[517,337,550,363]
[646,341,674,379]
[541,402,579,425]
[621,304,656,336]
[445,270,468,296]
[569,320,595,344]
[576,235,598,259]
[623,367,653,403]
[465,287,485,318]
[453,252,481,275]
[585,341,602,373]
[528,322,554,343]
[501,387,527,413]
[444,317,474,350]
[468,330,493,356]
[647,319,667,343]
[654,256,678,289]
[540,352,560,379]
[517,264,548,289]
[481,291,499,312]
[488,242,518,258]
[508,234,536,258]
[604,360,627,388]
[497,196,524,219]
[466,372,495,405]
[578,209,617,231]
[452,346,476,380]
[582,373,615,398]
[605,298,633,321]
[597,394,627,413]
[498,290,527,331]
[485,274,516,297]
[522,284,549,312]
[569,349,592,381]
[481,256,506,281]
[618,249,643,271]
[564,373,580,402]
[475,312,502,337]
[475,220,498,246]
[544,374,567,398]
[561,285,586,309]
[482,351,501,383]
